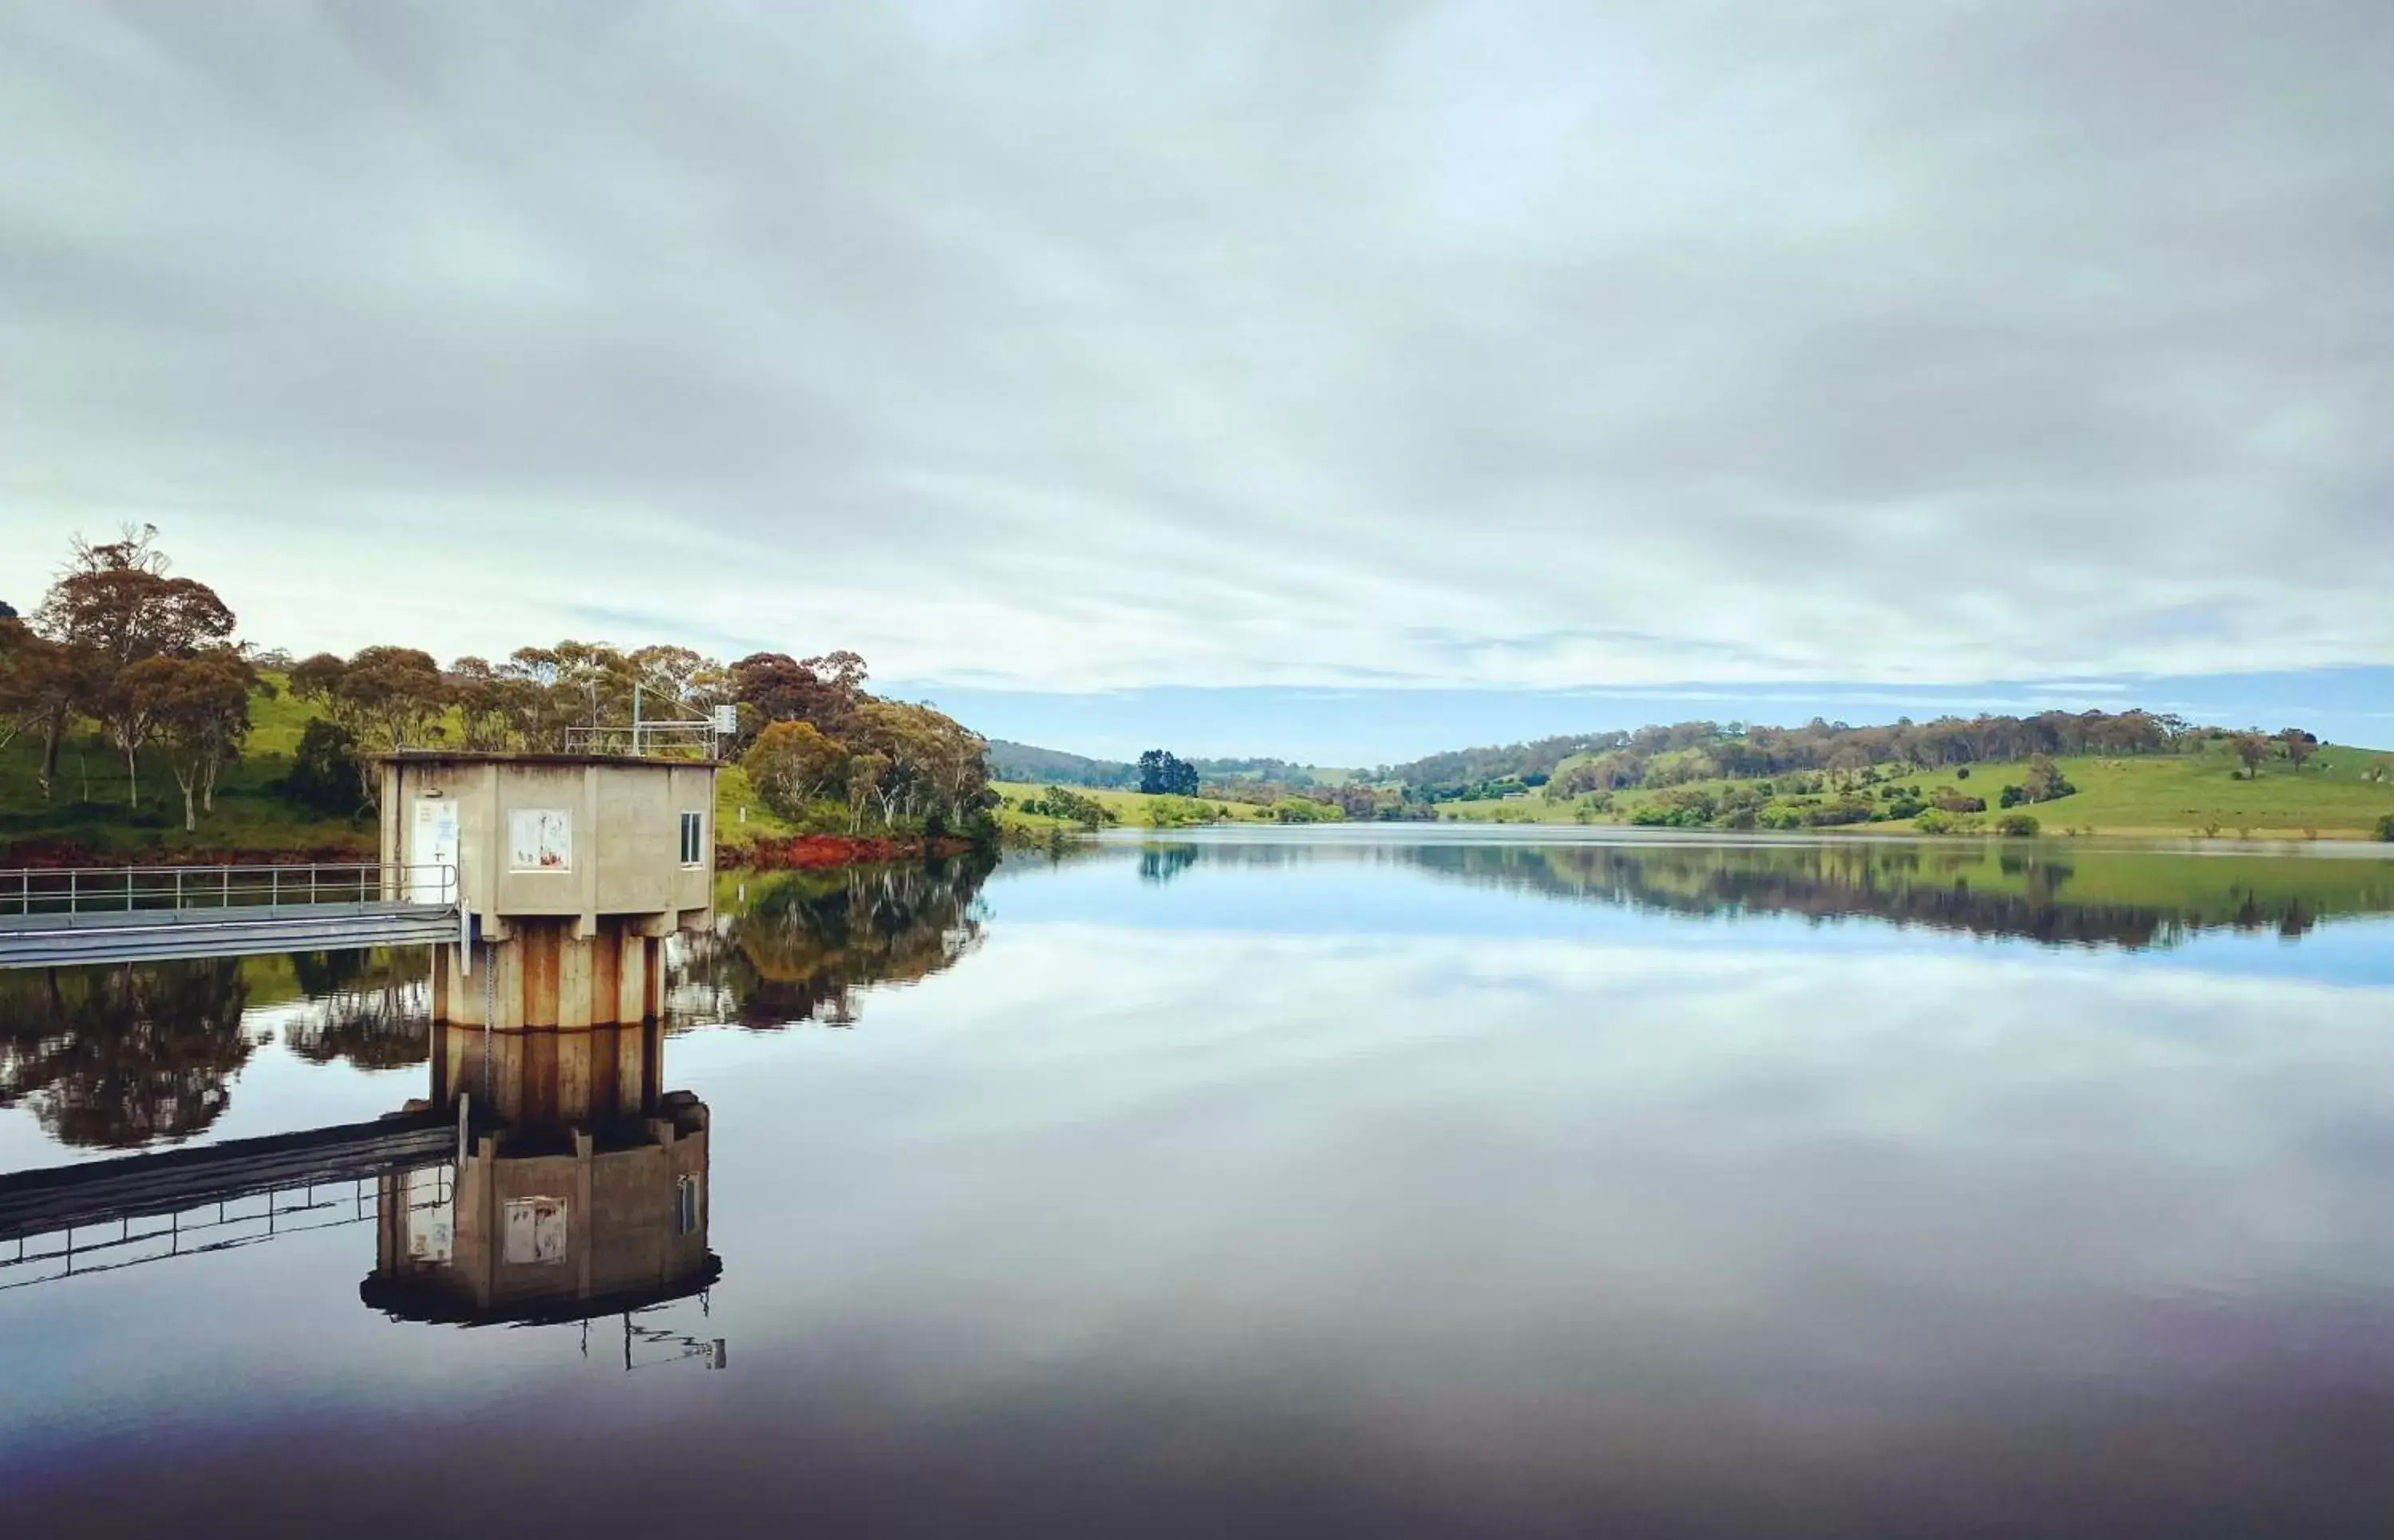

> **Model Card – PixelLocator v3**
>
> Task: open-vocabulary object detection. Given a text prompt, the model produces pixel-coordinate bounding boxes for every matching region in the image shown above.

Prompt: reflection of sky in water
[5,840,2392,1534]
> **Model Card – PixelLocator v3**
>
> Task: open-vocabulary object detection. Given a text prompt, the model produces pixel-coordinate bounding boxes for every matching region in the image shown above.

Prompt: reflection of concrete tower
[362,1020,717,1325]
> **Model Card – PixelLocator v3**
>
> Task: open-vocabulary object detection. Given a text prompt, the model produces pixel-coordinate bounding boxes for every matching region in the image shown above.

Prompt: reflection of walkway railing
[2,1168,452,1293]
[0,1110,459,1262]
[0,863,461,969]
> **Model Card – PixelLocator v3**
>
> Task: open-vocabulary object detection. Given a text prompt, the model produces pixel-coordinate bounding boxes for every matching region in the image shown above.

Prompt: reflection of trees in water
[278,950,432,1071]
[1384,843,2364,950]
[1139,845,1199,885]
[0,959,254,1147]
[678,856,993,1029]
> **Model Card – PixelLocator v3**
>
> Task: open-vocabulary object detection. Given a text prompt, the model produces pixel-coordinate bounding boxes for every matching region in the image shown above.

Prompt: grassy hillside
[1867,744,2392,837]
[1434,738,2394,838]
[990,780,1279,831]
[2,677,850,861]
[709,760,815,856]
[0,673,379,858]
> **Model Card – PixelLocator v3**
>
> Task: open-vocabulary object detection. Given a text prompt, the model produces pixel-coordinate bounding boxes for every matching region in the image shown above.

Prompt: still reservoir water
[4,831,2392,1537]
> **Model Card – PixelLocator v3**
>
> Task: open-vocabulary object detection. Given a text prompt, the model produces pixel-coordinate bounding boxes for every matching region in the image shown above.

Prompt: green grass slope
[1866,744,2394,837]
[0,673,381,858]
[990,780,1275,831]
[2,677,808,860]
[1433,739,2394,838]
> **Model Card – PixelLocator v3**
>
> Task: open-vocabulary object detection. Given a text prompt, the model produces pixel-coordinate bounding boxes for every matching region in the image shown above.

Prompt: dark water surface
[4,831,2392,1538]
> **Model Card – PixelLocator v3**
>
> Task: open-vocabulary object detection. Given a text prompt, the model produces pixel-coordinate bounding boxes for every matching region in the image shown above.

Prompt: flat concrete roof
[378,751,721,769]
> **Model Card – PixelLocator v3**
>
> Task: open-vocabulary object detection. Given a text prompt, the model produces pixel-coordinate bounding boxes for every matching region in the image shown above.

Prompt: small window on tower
[679,810,705,867]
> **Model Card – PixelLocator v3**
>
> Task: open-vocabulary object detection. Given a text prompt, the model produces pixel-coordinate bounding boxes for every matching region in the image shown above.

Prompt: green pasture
[1435,738,2394,839]
[990,780,1274,831]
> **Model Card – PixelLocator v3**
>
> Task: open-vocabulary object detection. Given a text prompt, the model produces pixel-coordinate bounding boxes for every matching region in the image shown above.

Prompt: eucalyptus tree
[32,524,236,805]
[127,647,257,830]
[742,720,848,820]
[290,646,451,804]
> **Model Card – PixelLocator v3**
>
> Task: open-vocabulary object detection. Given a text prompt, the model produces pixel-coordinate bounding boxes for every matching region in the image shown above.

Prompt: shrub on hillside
[1028,788,1110,826]
[1995,813,2041,837]
[1802,797,1876,827]
[1141,795,1224,828]
[2376,812,2394,842]
[1019,785,1115,828]
[1709,787,1766,826]
[1932,790,1987,814]
[1631,788,1718,828]
[2020,754,2076,803]
[279,719,366,815]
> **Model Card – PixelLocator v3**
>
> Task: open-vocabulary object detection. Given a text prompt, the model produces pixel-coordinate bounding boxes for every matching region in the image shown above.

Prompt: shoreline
[0,832,982,872]
[725,833,978,869]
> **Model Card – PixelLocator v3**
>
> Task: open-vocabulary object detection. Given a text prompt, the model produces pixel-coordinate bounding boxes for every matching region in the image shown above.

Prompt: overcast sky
[3,2,2388,724]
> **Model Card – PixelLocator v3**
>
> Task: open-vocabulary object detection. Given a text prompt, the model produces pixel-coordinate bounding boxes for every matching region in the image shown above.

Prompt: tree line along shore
[997,718,2394,840]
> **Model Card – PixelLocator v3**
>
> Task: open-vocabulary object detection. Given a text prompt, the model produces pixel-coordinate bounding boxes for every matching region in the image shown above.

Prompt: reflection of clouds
[6,864,2389,1530]
[722,922,2394,1425]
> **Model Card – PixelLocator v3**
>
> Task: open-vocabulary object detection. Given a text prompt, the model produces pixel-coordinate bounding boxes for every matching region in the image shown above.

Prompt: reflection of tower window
[674,1174,701,1236]
[504,1196,570,1265]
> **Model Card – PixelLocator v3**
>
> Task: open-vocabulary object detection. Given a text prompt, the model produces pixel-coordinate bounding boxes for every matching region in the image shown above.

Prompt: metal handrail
[0,862,458,922]
[561,725,721,756]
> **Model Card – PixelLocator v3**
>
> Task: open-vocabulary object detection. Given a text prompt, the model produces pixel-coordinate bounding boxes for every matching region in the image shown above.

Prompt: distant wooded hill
[1380,710,2349,800]
[986,740,1139,788]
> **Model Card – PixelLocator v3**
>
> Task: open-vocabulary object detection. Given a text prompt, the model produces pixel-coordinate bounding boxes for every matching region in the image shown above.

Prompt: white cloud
[1,1,2386,686]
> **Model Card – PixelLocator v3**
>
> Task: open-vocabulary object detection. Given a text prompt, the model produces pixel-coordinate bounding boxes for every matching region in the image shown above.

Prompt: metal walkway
[0,863,460,969]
